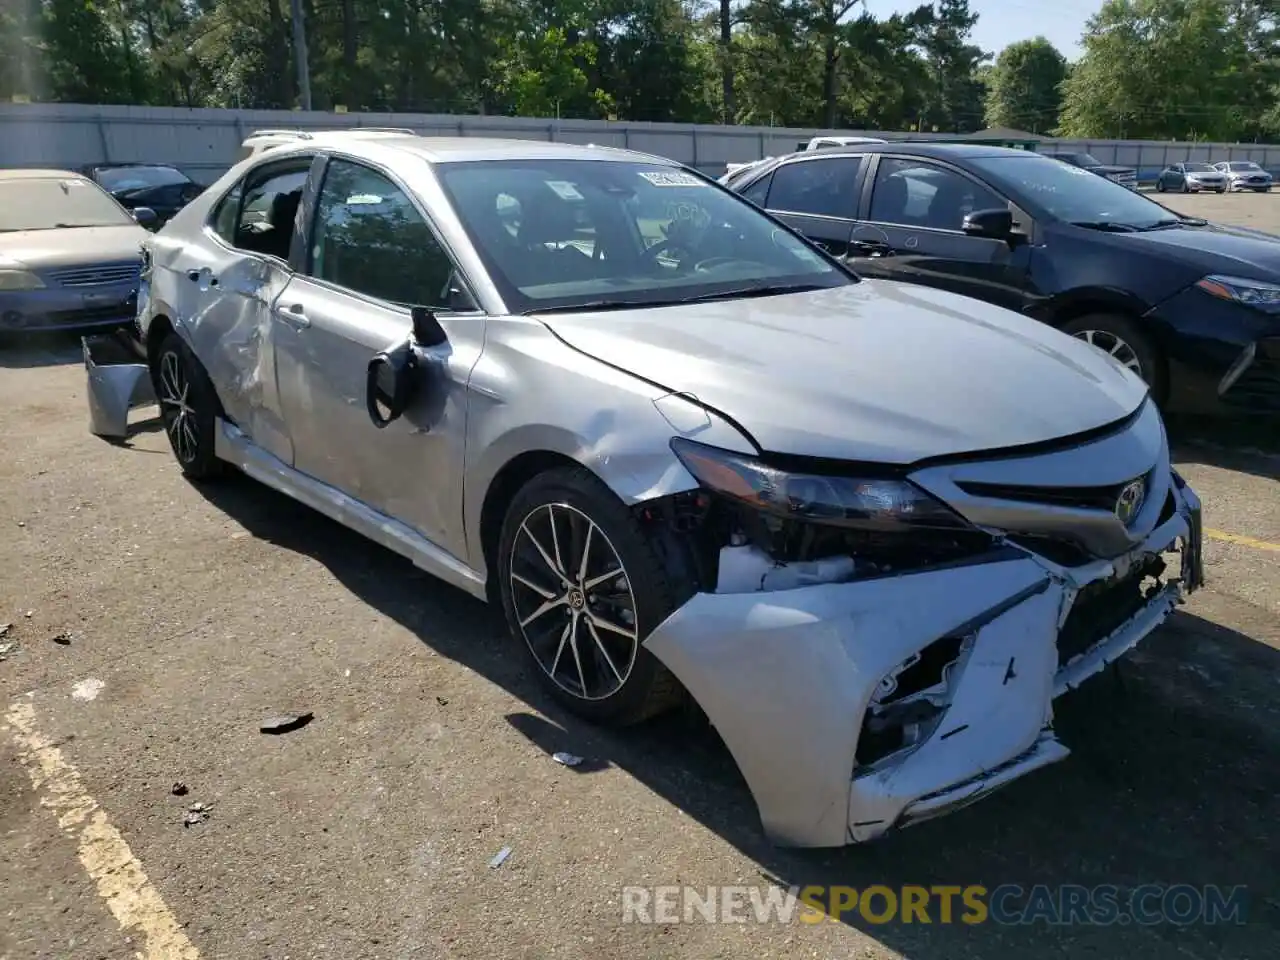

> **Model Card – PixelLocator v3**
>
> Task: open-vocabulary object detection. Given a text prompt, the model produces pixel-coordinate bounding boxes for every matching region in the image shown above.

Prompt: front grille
[47,262,141,287]
[1056,554,1166,668]
[1222,354,1280,411]
[47,301,136,325]
[955,478,1137,512]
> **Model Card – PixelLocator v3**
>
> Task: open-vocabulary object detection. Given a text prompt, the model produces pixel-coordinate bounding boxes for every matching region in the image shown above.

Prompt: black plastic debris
[50,631,73,646]
[436,696,449,706]
[171,781,189,797]
[259,712,314,735]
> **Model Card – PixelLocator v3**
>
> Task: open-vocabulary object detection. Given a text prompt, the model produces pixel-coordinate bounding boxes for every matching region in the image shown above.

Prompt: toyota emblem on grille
[1115,478,1146,524]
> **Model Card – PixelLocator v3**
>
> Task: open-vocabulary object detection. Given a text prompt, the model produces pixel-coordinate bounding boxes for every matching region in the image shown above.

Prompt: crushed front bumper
[643,475,1203,848]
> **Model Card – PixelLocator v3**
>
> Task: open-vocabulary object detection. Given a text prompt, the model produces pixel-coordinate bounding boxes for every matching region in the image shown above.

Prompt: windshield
[0,177,134,231]
[1228,162,1262,171]
[94,165,189,192]
[437,159,850,313]
[1071,154,1100,166]
[1184,163,1214,173]
[968,155,1176,227]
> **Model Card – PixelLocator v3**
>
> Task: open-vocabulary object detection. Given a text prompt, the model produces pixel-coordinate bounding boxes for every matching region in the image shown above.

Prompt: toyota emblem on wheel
[1115,478,1147,524]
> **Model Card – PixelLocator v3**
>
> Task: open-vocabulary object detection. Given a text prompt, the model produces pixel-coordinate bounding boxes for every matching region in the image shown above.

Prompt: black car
[1046,151,1138,190]
[78,163,205,228]
[727,142,1280,414]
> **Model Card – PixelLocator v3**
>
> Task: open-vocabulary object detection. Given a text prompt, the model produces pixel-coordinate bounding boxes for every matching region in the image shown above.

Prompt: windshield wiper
[523,282,829,315]
[1068,220,1140,233]
[1136,217,1207,230]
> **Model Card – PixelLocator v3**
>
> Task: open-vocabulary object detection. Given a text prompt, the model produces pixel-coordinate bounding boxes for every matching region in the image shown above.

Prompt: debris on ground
[552,751,584,767]
[489,846,512,868]
[171,781,189,797]
[183,802,211,827]
[23,610,32,619]
[50,631,73,646]
[0,623,11,639]
[259,712,314,734]
[0,639,17,662]
[436,696,449,706]
[71,678,104,701]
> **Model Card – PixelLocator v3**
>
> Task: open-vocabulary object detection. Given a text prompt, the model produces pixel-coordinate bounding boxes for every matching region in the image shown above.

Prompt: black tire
[153,331,225,481]
[1217,187,1226,194]
[496,466,684,726]
[1060,313,1167,406]
[1155,179,1165,193]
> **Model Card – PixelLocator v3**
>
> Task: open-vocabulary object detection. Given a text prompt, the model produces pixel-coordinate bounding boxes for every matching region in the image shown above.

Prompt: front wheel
[1061,313,1167,406]
[496,467,684,726]
[1155,179,1166,193]
[153,332,225,480]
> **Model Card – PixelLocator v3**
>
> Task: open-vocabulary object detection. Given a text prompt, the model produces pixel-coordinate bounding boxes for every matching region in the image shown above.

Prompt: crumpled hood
[535,281,1149,464]
[0,224,147,270]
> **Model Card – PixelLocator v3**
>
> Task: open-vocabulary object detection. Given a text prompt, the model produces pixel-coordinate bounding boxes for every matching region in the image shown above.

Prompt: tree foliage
[983,36,1067,133]
[3,0,1280,141]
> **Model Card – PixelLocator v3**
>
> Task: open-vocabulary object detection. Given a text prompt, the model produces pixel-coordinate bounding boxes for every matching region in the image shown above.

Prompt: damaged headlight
[670,438,968,532]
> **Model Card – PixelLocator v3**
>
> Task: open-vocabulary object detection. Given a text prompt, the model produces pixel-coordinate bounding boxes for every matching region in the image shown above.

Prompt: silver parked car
[137,135,1204,848]
[0,169,156,334]
[1154,162,1227,193]
[1212,160,1273,193]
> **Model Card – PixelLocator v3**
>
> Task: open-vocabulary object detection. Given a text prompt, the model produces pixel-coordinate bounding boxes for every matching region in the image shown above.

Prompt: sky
[861,0,1104,61]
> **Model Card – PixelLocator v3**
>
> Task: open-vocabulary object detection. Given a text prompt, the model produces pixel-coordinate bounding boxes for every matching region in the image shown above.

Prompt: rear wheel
[1061,313,1167,406]
[153,332,225,480]
[496,467,683,726]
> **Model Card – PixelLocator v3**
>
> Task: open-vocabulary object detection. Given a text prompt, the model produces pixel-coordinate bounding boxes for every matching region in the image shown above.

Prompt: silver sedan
[136,134,1203,847]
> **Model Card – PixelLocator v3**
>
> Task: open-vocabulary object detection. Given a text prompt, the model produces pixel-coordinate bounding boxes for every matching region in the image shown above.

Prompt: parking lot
[1,190,1278,960]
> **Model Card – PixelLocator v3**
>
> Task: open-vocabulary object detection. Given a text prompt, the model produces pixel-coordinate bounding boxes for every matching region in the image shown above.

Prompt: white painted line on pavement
[4,698,201,960]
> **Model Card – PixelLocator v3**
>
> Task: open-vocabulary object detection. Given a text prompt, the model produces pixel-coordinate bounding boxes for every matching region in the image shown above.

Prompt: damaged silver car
[136,134,1204,848]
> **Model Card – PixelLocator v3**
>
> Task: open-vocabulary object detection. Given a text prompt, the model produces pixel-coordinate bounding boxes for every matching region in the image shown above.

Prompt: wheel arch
[146,312,229,420]
[1039,288,1152,330]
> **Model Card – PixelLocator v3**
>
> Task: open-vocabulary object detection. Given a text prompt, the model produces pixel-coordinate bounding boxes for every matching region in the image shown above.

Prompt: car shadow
[1168,414,1280,481]
[191,473,1279,958]
[0,331,85,368]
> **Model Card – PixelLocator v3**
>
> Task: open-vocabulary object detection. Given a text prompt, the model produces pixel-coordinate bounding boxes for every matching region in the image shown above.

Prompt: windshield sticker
[345,194,385,206]
[546,180,584,201]
[639,171,706,188]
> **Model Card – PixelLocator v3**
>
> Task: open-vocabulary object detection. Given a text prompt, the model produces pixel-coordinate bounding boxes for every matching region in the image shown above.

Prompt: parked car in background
[79,162,205,228]
[727,141,1280,415]
[1155,162,1227,193]
[723,136,890,181]
[1213,160,1273,193]
[1046,151,1138,190]
[136,133,1204,848]
[0,169,150,334]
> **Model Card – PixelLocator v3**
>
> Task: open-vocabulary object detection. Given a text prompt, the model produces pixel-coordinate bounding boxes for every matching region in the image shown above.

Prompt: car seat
[872,175,910,224]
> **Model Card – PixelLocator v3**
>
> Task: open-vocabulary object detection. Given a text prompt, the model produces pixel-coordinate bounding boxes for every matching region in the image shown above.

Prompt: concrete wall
[3,102,1280,184]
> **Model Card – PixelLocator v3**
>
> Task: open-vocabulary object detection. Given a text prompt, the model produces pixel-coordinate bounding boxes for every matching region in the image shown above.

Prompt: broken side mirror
[132,206,159,230]
[366,340,417,428]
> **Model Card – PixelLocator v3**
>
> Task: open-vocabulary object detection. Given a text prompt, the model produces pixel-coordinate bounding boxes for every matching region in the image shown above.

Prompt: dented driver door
[271,156,486,555]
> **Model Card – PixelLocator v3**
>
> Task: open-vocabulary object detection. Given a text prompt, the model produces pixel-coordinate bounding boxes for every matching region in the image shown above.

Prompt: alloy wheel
[508,503,639,702]
[158,349,199,464]
[1071,329,1143,378]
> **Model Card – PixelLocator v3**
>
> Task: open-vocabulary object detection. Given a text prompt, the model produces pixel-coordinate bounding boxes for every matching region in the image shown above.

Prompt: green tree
[42,0,134,103]
[984,37,1067,133]
[916,0,990,132]
[1058,0,1271,141]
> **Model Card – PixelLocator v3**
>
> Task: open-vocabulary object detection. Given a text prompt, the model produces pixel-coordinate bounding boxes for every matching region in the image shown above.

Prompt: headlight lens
[1195,274,1280,308]
[0,269,45,291]
[670,438,968,531]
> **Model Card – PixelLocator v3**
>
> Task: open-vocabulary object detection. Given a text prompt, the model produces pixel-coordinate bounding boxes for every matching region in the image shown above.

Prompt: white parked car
[135,133,1204,848]
[1212,161,1273,193]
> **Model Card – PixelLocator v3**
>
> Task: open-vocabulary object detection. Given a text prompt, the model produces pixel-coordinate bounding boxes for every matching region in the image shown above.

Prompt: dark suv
[728,142,1280,414]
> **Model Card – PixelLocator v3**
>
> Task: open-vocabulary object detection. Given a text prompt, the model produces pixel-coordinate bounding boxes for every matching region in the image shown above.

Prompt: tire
[1060,313,1167,406]
[1217,187,1226,194]
[496,466,683,726]
[153,331,225,481]
[1155,179,1165,193]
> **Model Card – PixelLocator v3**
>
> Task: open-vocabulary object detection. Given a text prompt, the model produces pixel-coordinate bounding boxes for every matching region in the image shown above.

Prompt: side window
[740,172,773,208]
[211,181,243,244]
[764,157,862,219]
[310,158,460,308]
[869,158,1003,231]
[235,164,310,260]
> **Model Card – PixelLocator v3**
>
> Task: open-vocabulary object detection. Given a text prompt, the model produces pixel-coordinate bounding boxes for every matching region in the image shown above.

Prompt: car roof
[0,168,89,180]
[775,141,1048,162]
[82,162,182,169]
[255,133,679,166]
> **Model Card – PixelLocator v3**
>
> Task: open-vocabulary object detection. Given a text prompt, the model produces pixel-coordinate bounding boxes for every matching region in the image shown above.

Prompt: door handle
[275,302,310,329]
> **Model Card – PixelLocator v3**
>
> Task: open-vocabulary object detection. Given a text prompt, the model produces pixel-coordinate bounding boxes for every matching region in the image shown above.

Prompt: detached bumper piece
[1218,337,1280,412]
[643,470,1202,849]
[84,330,154,438]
